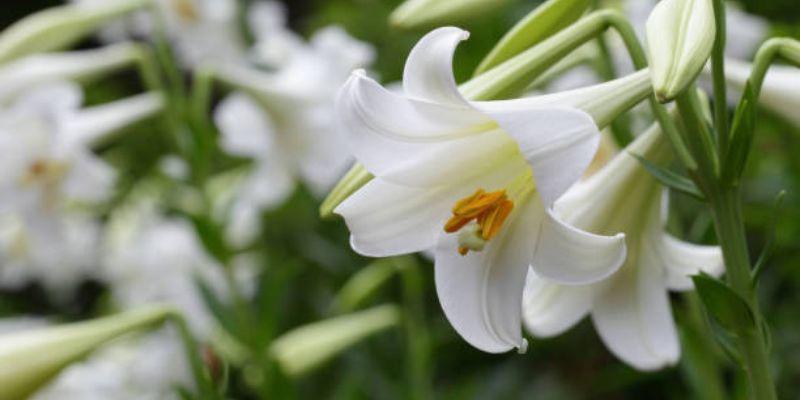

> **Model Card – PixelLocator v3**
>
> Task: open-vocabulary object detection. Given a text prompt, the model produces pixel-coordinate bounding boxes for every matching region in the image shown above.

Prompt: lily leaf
[692,273,757,335]
[632,153,705,200]
[752,190,786,286]
[721,82,757,187]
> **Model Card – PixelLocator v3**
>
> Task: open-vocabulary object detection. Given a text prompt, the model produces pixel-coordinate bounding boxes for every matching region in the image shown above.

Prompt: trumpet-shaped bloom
[0,82,162,296]
[333,27,652,352]
[523,123,724,370]
[214,25,374,244]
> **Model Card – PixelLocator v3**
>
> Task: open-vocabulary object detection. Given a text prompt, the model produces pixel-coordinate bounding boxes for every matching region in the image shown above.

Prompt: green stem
[397,257,433,400]
[708,189,776,400]
[595,33,634,146]
[710,0,729,153]
[749,38,800,97]
[681,293,726,400]
[675,89,719,190]
[168,311,218,399]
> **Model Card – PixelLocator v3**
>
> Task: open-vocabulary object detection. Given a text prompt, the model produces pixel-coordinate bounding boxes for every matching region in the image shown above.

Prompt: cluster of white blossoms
[331,21,726,368]
[1,0,796,396]
[0,0,374,396]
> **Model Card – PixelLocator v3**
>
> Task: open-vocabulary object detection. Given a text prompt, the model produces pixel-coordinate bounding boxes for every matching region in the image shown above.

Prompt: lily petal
[337,71,508,186]
[592,248,680,371]
[403,27,471,108]
[434,197,543,353]
[335,177,453,256]
[531,211,626,285]
[66,92,164,146]
[657,234,724,291]
[522,269,593,337]
[474,105,600,205]
[215,93,277,159]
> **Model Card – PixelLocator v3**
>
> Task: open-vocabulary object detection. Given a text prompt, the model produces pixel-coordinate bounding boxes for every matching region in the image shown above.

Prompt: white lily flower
[71,0,245,67]
[725,58,800,126]
[213,26,374,244]
[104,198,227,337]
[334,27,659,353]
[33,328,190,400]
[523,123,724,370]
[0,213,101,297]
[0,82,163,296]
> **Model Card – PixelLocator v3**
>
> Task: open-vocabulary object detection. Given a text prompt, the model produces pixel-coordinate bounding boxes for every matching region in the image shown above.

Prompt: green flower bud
[0,306,172,400]
[646,0,716,102]
[390,0,509,30]
[270,305,401,377]
[0,0,150,63]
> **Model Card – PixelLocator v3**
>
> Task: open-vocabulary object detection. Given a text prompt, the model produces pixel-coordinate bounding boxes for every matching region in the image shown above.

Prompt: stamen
[444,188,514,255]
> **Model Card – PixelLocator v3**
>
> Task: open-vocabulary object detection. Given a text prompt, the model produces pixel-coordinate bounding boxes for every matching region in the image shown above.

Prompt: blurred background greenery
[1,0,799,399]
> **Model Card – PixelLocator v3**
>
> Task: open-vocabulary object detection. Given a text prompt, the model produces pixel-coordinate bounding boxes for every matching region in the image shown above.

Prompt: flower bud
[646,0,716,102]
[0,306,172,400]
[390,0,508,30]
[270,304,401,377]
[0,0,150,63]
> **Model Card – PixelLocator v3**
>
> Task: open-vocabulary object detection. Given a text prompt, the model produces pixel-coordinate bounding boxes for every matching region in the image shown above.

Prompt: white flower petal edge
[435,198,542,352]
[522,269,593,337]
[657,233,724,291]
[402,27,472,107]
[592,239,681,371]
[532,211,626,285]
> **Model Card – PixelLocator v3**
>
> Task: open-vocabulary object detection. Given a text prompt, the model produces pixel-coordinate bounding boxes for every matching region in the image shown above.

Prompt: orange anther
[444,188,514,255]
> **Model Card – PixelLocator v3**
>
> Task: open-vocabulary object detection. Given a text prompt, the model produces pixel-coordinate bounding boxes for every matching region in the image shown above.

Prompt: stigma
[444,188,513,256]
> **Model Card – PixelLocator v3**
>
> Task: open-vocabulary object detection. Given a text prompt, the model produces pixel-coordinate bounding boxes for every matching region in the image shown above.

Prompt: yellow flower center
[172,0,200,22]
[444,188,514,256]
[19,159,70,209]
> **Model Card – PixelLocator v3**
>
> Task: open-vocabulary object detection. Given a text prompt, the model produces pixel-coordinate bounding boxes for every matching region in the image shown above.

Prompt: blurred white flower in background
[213,13,374,244]
[0,82,162,297]
[32,328,191,400]
[70,0,246,66]
[104,195,226,337]
[0,214,101,296]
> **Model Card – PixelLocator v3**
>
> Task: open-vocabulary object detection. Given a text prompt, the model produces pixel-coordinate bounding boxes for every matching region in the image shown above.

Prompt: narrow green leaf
[474,0,592,75]
[189,215,231,265]
[195,276,241,340]
[632,153,705,200]
[692,274,757,335]
[752,190,786,286]
[721,82,757,187]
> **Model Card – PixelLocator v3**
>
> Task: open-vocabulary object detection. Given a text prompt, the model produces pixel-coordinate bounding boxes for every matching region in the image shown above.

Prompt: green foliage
[692,274,757,335]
